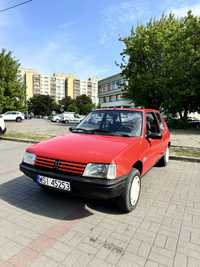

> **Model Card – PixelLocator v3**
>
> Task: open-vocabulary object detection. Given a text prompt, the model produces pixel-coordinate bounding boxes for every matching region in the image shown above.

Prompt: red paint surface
[27,108,170,177]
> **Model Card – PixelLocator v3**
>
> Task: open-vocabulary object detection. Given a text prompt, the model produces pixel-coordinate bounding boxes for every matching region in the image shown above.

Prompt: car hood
[28,133,140,163]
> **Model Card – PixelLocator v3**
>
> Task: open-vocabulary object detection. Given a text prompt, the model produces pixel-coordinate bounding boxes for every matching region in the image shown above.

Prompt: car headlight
[83,163,116,179]
[23,152,36,165]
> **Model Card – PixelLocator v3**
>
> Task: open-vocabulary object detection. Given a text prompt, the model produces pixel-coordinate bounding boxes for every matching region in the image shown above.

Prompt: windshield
[75,110,143,137]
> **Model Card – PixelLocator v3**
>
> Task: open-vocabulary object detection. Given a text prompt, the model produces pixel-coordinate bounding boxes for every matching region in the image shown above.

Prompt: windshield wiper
[71,128,94,134]
[92,129,132,137]
[71,128,132,137]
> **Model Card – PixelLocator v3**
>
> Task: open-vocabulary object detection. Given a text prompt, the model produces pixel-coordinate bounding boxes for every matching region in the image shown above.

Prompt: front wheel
[118,168,141,213]
[158,146,169,167]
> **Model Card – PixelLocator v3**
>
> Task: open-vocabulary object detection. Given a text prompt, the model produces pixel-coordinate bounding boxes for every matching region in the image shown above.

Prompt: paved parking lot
[4,119,200,147]
[5,119,69,138]
[0,140,200,267]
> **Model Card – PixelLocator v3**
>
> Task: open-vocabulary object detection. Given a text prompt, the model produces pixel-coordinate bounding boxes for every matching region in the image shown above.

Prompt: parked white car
[0,115,6,134]
[51,114,63,123]
[60,112,85,124]
[68,114,85,124]
[2,111,25,122]
[60,112,76,123]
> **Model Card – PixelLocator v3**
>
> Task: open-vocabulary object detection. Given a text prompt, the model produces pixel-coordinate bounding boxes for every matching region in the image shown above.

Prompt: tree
[27,95,57,116]
[67,103,79,113]
[0,49,25,113]
[120,12,200,119]
[75,94,94,115]
[59,96,74,111]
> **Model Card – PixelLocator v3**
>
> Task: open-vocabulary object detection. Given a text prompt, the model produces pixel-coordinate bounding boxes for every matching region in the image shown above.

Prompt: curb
[0,136,38,144]
[171,145,200,152]
[170,155,200,163]
[1,136,200,163]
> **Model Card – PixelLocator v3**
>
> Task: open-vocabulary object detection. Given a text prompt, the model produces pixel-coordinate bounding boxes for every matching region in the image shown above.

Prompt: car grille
[35,156,86,175]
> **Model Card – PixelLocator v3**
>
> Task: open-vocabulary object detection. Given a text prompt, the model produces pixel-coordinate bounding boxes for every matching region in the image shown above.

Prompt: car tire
[16,117,22,122]
[65,120,69,124]
[56,119,60,123]
[118,168,141,213]
[158,146,169,167]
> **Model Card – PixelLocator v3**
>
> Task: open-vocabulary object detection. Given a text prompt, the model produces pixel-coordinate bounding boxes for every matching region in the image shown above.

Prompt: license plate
[37,176,71,191]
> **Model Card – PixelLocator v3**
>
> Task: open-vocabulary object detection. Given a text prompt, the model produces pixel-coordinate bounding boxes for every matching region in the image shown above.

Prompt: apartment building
[20,68,38,99]
[22,69,98,104]
[88,77,98,105]
[98,73,134,108]
[51,73,66,102]
[73,79,81,99]
[79,77,98,104]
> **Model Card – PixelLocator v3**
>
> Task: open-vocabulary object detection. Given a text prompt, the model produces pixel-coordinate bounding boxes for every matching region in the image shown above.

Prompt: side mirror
[69,127,75,132]
[146,131,162,139]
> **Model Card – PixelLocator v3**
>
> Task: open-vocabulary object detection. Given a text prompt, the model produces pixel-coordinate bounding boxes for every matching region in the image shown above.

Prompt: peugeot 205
[20,108,170,212]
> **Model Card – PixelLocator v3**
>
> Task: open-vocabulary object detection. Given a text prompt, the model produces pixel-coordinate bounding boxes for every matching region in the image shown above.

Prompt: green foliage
[59,96,74,111]
[0,49,25,113]
[67,103,79,113]
[75,94,94,115]
[28,94,94,116]
[27,95,57,116]
[167,119,191,129]
[120,11,200,119]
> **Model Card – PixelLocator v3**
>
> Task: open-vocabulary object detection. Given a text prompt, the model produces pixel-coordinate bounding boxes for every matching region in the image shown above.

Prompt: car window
[146,112,160,134]
[78,110,143,137]
[5,111,11,115]
[155,112,164,131]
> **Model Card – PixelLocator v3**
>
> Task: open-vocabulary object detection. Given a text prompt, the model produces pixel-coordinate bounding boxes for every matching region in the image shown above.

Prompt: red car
[20,108,170,212]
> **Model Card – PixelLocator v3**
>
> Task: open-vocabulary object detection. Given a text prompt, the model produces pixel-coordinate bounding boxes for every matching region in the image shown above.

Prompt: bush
[168,119,191,129]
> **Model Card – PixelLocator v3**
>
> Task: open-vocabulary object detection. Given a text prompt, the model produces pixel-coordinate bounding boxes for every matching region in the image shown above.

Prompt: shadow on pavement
[0,175,121,220]
[0,175,93,220]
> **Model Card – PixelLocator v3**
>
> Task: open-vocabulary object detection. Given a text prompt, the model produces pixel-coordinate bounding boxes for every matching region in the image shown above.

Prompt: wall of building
[22,69,98,104]
[98,73,134,108]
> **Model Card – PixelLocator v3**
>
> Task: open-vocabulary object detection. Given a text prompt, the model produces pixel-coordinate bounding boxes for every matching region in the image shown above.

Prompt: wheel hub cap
[130,176,140,206]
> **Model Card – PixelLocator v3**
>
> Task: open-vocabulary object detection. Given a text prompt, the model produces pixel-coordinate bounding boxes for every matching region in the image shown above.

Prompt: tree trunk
[183,109,188,120]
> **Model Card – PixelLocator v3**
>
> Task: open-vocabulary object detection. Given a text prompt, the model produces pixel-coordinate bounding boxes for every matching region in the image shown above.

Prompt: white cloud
[99,0,150,45]
[19,29,109,79]
[169,3,200,17]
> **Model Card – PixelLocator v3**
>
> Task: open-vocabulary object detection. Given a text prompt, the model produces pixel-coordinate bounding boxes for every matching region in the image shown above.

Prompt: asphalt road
[0,140,200,267]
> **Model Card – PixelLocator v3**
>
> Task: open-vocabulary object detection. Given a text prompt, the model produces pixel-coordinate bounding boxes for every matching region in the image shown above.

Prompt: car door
[11,112,18,120]
[142,112,163,172]
[155,112,169,153]
[4,112,12,121]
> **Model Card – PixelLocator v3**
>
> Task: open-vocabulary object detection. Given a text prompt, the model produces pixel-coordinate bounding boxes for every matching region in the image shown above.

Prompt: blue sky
[0,0,200,79]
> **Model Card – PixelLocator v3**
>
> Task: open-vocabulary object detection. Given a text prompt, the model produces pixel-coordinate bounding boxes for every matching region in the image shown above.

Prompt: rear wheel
[158,146,169,167]
[16,117,22,122]
[118,168,141,213]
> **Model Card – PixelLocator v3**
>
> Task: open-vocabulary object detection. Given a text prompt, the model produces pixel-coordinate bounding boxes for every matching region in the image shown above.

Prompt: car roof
[95,108,159,113]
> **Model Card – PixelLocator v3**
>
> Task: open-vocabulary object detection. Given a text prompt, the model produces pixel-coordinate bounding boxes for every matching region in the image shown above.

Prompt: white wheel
[118,168,141,213]
[158,146,169,167]
[165,147,169,163]
[130,176,140,206]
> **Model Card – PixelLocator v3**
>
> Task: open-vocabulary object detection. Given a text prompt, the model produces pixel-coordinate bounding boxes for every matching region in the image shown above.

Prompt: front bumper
[20,163,127,199]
